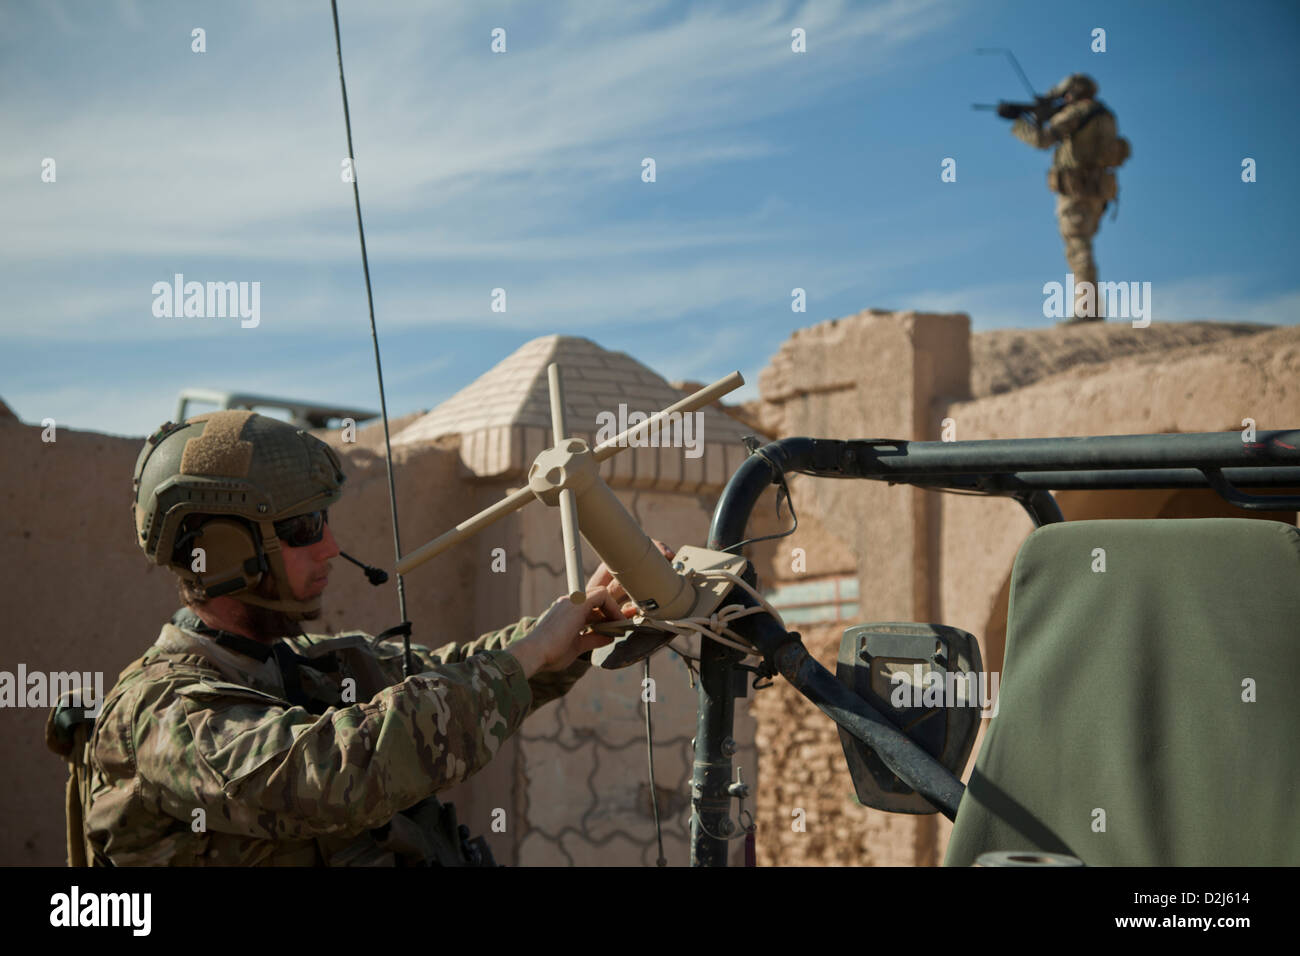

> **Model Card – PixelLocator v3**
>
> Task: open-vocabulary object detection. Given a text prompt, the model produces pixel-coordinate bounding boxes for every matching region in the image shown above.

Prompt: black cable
[644,657,667,867]
[722,444,799,554]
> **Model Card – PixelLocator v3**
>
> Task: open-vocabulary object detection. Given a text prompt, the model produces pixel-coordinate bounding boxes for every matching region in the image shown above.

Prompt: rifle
[972,96,1060,123]
[971,48,1059,123]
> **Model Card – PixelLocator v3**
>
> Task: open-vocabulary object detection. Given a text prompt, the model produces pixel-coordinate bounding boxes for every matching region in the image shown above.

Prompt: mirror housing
[836,622,984,814]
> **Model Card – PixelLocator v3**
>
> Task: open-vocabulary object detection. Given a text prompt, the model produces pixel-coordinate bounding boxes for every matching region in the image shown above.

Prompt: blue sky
[2,0,1298,437]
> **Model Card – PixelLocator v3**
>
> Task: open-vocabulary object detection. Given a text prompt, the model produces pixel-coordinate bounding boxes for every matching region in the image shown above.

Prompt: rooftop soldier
[1006,73,1130,322]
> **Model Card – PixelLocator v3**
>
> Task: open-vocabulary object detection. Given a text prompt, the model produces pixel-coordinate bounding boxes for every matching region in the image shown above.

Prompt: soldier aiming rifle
[976,56,1131,322]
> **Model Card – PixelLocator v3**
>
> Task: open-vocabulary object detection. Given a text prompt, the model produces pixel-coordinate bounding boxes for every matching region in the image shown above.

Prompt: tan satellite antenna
[396,366,751,667]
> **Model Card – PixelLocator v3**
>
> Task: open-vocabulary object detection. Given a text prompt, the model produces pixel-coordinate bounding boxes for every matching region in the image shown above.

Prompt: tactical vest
[1048,101,1128,201]
[46,618,496,867]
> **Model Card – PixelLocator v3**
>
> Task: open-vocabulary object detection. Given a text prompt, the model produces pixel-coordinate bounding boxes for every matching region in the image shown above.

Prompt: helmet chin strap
[232,528,322,621]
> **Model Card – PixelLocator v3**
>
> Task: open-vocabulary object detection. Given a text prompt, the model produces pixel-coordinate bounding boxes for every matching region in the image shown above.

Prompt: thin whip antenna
[329,0,413,676]
[976,47,1037,99]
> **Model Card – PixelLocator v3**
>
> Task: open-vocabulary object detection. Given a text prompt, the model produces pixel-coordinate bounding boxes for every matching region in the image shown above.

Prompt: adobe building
[1,316,1295,866]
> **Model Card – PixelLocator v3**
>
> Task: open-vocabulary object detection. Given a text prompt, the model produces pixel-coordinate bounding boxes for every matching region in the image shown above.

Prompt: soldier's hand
[585,540,676,618]
[509,586,623,678]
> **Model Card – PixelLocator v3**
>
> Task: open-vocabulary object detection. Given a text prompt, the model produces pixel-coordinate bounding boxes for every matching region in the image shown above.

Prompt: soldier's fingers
[585,562,613,591]
[597,588,623,622]
[580,586,621,623]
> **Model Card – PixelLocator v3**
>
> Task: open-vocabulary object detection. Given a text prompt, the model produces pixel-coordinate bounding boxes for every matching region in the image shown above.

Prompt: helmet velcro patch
[180,411,255,478]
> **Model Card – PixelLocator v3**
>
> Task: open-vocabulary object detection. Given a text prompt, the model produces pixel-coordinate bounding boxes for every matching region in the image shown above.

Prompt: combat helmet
[132,410,346,619]
[1051,73,1098,100]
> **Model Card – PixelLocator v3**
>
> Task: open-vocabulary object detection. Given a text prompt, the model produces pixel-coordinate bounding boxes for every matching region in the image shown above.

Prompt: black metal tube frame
[690,429,1300,866]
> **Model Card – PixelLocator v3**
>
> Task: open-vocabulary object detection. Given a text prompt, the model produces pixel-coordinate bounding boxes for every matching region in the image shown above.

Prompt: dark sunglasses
[273,509,329,547]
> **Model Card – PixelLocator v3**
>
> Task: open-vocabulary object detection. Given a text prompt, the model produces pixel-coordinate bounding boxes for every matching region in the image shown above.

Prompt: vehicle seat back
[944,518,1300,866]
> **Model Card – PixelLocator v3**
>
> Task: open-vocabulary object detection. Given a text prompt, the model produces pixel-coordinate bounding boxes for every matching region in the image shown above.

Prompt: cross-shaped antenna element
[395,366,750,667]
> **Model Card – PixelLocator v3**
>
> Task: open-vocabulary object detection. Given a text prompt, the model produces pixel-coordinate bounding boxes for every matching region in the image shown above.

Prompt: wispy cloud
[1141,275,1300,324]
[1,0,964,392]
[903,280,1035,330]
[2,0,956,264]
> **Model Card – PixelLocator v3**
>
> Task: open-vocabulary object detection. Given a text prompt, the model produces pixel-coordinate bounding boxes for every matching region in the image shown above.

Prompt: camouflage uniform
[1013,92,1118,321]
[44,410,594,866]
[79,609,587,865]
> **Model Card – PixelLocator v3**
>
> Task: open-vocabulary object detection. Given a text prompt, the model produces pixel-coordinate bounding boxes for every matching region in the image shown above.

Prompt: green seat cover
[945,519,1300,866]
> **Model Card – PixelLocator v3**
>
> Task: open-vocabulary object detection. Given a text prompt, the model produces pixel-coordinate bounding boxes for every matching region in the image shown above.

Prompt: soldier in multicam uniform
[1009,73,1127,322]
[48,410,641,866]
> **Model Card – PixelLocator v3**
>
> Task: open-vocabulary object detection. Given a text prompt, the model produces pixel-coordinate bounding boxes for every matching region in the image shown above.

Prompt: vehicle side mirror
[836,622,984,813]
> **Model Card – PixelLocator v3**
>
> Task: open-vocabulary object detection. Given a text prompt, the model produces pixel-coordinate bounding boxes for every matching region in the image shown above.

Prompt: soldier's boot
[1057,195,1107,324]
